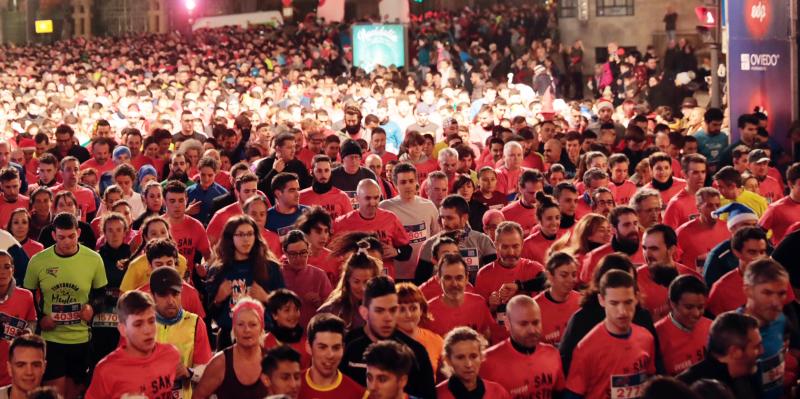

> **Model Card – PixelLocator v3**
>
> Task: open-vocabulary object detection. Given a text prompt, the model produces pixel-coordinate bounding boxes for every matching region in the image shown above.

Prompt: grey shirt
[379,196,442,280]
[418,228,496,283]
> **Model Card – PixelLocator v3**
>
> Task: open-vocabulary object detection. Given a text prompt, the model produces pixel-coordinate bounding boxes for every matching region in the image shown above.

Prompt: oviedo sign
[727,0,794,148]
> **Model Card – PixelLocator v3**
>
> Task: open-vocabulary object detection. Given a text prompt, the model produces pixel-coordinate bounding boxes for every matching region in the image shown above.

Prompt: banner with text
[353,24,407,73]
[727,0,793,148]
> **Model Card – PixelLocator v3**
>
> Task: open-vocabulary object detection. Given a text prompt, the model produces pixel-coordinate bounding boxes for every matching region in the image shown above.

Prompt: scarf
[650,175,674,192]
[560,214,575,229]
[271,324,304,344]
[447,377,486,399]
[156,309,184,326]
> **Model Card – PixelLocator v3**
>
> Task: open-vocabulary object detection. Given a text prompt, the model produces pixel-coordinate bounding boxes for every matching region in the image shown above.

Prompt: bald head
[357,179,382,218]
[505,295,542,349]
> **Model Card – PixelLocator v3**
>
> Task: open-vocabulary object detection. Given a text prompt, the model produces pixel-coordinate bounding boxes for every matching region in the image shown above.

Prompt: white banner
[379,0,409,24]
[318,0,345,23]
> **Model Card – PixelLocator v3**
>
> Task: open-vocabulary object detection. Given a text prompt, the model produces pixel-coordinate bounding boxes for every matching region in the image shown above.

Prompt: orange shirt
[436,378,511,399]
[481,339,565,399]
[655,315,712,375]
[534,290,581,347]
[566,324,656,399]
[86,343,180,399]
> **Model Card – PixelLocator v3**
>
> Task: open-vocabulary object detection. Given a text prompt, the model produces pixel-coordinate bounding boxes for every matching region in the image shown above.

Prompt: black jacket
[341,328,436,399]
[255,156,312,203]
[677,355,761,399]
[559,295,664,375]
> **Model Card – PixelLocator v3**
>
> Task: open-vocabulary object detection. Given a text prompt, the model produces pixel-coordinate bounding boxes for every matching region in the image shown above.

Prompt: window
[559,0,578,18]
[596,0,634,17]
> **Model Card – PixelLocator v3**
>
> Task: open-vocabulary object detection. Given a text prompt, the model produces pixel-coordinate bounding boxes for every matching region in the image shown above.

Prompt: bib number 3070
[610,372,646,399]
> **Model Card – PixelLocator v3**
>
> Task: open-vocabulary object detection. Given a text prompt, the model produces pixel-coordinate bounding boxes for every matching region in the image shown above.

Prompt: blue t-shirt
[266,205,309,236]
[694,129,729,166]
[187,182,228,225]
[737,309,786,399]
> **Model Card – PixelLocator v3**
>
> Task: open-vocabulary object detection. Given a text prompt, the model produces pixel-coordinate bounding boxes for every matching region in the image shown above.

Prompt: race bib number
[0,314,28,341]
[496,311,507,326]
[277,225,293,237]
[92,312,119,328]
[345,191,359,210]
[610,372,646,399]
[404,223,428,244]
[51,303,81,325]
[760,352,785,391]
[460,248,479,273]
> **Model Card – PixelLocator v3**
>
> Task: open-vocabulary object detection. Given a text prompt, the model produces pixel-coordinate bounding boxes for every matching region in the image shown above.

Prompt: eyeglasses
[286,250,309,258]
[233,232,255,238]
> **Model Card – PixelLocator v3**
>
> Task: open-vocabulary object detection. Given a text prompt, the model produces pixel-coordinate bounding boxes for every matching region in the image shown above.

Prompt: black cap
[150,266,183,296]
[340,139,363,159]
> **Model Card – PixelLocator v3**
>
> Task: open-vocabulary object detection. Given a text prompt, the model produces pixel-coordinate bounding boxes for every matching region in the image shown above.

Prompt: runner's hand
[80,304,94,322]
[40,315,56,331]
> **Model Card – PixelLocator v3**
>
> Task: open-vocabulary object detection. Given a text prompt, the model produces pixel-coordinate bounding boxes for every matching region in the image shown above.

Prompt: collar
[669,313,692,333]
[304,368,343,392]
[156,308,184,326]
[446,376,486,399]
[0,279,16,304]
[650,176,674,191]
[509,338,537,355]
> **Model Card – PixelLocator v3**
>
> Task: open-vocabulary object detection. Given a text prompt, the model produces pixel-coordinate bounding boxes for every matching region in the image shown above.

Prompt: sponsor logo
[744,0,772,38]
[740,53,780,71]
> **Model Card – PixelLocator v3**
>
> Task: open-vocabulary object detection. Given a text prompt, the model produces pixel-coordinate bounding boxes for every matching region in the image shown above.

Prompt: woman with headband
[194,297,269,399]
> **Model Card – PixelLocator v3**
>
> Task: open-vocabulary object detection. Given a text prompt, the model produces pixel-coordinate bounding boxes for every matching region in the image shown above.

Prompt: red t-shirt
[707,268,795,316]
[260,227,283,259]
[663,189,698,229]
[522,152,546,171]
[52,184,97,222]
[80,158,116,176]
[21,239,44,258]
[0,287,36,386]
[574,198,593,221]
[0,195,28,228]
[264,333,311,369]
[413,159,438,183]
[418,276,475,301]
[655,315,712,375]
[85,343,181,399]
[424,293,496,338]
[566,324,656,399]
[169,215,210,274]
[307,249,341,285]
[636,264,700,321]
[676,218,730,270]
[475,259,545,304]
[298,369,365,399]
[501,201,538,236]
[644,177,686,208]
[580,243,645,284]
[758,175,783,204]
[299,187,353,220]
[333,209,410,278]
[610,180,637,206]
[296,147,316,171]
[207,203,243,244]
[436,378,511,399]
[521,230,557,265]
[534,290,581,347]
[496,166,526,195]
[138,282,207,318]
[759,195,800,246]
[480,339,565,399]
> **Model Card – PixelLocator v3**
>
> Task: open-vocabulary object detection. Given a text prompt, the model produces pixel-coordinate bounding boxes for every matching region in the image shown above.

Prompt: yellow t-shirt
[720,190,769,218]
[119,254,188,292]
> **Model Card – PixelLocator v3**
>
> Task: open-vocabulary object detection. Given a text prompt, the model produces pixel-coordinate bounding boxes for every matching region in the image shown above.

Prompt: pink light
[185,0,196,11]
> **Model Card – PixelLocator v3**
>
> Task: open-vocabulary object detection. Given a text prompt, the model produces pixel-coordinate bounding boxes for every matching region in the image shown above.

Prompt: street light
[185,0,196,12]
